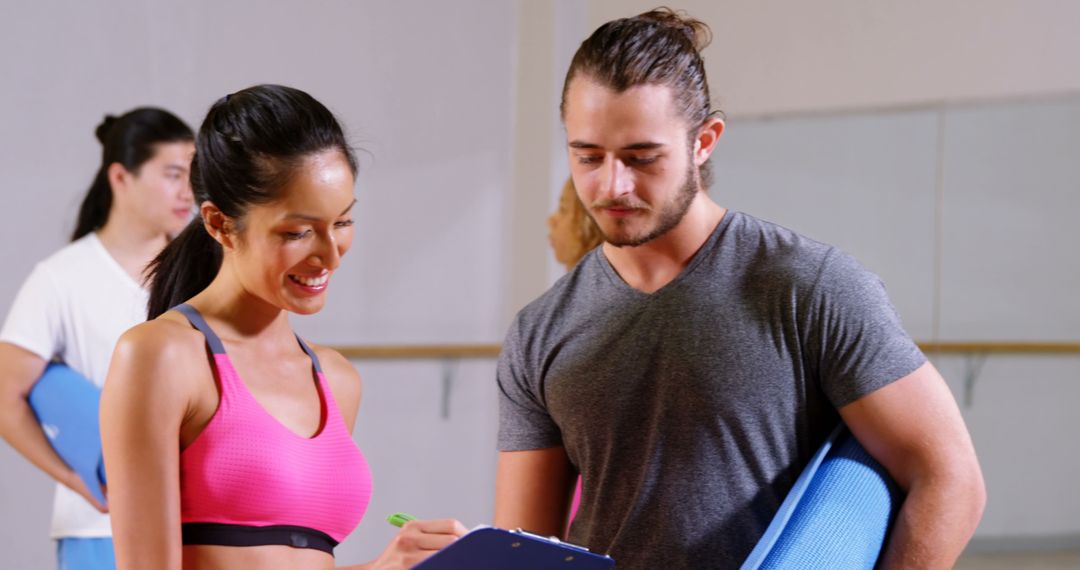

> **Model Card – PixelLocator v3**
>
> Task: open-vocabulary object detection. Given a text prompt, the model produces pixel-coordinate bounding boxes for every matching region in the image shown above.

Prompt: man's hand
[61,469,108,513]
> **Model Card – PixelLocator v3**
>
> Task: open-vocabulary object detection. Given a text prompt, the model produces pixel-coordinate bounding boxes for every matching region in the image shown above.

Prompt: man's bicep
[495,318,575,535]
[496,340,562,450]
[838,361,978,489]
[0,342,48,397]
[495,447,576,538]
[0,264,65,363]
[809,250,926,408]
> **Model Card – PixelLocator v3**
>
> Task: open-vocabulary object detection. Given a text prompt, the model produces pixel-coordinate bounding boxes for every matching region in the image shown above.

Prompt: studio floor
[955,548,1080,569]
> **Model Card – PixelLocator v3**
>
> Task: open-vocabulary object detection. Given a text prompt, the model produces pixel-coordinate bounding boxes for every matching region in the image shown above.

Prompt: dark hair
[146,84,358,319]
[560,7,720,187]
[72,108,194,241]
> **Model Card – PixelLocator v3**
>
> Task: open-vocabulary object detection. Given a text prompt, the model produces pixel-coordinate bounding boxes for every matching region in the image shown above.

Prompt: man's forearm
[0,397,77,486]
[879,470,986,569]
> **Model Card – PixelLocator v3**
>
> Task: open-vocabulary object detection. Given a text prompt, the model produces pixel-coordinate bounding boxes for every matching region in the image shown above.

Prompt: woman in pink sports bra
[101,85,467,570]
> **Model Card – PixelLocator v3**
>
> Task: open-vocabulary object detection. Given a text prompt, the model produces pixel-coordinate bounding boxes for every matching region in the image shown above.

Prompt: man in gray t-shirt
[500,211,929,567]
[495,9,985,570]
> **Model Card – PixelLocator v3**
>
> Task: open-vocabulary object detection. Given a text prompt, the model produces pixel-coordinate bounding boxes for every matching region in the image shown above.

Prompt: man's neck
[96,215,169,285]
[602,192,726,294]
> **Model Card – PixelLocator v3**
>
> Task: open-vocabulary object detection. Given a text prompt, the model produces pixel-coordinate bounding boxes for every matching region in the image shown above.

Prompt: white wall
[0,0,519,344]
[0,1,519,567]
[589,0,1080,118]
[1,1,1078,567]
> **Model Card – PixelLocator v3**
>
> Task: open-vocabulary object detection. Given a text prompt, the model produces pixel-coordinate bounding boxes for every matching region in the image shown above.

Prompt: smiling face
[223,150,357,315]
[563,77,703,248]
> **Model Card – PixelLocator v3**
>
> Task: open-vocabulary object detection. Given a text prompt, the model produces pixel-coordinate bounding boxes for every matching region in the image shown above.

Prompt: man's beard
[595,159,699,248]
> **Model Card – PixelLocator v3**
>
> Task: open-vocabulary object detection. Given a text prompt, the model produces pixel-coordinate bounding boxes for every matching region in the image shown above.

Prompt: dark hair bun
[95,114,119,144]
[638,7,712,51]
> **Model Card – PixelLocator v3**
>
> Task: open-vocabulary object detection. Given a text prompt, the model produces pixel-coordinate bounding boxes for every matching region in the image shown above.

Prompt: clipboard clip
[510,528,593,553]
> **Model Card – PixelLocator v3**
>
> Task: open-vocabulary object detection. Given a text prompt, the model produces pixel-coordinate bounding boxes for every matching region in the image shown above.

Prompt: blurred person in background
[548,177,603,271]
[0,107,195,570]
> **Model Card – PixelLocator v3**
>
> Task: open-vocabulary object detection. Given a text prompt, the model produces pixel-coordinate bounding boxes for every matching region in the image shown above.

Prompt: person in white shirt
[0,107,194,570]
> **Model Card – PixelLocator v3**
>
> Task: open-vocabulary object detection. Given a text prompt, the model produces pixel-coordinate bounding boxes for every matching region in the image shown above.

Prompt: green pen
[387,512,417,528]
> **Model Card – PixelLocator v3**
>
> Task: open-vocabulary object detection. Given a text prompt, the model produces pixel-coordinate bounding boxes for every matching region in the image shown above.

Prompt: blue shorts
[56,538,116,570]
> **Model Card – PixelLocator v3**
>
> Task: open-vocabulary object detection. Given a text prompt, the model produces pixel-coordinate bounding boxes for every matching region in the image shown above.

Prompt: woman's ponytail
[146,220,222,319]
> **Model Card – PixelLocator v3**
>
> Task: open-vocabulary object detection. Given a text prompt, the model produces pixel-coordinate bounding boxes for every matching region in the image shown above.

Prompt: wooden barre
[330,344,503,359]
[916,342,1080,354]
[328,342,1080,359]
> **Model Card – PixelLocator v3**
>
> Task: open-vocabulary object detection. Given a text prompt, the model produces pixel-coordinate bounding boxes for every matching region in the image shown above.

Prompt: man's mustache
[591,197,651,211]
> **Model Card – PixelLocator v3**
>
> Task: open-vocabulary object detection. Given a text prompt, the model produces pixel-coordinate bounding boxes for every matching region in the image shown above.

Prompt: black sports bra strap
[295,336,324,375]
[174,304,322,374]
[173,304,227,355]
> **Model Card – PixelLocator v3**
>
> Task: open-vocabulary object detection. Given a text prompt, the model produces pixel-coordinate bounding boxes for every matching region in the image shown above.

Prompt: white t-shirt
[0,233,148,538]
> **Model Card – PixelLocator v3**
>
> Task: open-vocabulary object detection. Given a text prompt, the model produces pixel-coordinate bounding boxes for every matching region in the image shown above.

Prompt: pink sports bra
[176,304,372,554]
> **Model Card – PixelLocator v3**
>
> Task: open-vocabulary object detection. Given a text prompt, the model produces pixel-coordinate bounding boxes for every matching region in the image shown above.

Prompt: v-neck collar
[596,210,737,299]
[88,232,146,293]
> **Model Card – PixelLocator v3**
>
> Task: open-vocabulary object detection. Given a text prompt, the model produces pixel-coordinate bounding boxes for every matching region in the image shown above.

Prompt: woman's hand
[366,518,468,570]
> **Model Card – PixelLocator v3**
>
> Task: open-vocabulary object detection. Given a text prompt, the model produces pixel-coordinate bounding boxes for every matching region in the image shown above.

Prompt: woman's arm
[101,322,195,570]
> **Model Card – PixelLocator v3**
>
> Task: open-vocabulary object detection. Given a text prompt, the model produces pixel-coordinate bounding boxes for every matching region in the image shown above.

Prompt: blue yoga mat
[28,363,107,505]
[741,425,902,570]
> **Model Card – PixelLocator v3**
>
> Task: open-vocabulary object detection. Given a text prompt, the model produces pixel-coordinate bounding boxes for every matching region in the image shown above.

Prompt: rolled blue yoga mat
[28,363,108,505]
[741,424,903,570]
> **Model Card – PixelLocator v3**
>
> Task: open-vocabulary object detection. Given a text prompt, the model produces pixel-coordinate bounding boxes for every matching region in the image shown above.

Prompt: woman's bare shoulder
[308,342,357,373]
[308,343,362,407]
[117,311,203,354]
[109,311,207,392]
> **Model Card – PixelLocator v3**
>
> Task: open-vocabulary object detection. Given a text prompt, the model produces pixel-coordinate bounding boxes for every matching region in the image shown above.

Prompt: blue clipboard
[412,527,614,569]
[27,363,108,505]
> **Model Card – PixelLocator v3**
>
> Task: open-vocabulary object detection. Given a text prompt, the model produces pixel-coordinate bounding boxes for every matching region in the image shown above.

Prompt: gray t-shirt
[497,211,925,569]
